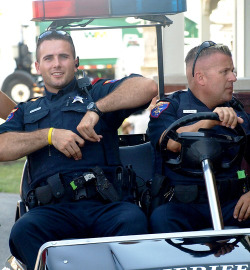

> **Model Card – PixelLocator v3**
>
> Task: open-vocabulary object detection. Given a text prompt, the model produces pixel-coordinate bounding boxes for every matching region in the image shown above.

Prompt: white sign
[71,28,123,59]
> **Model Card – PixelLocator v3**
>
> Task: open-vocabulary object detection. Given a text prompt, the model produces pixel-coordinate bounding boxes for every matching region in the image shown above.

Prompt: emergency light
[32,0,187,21]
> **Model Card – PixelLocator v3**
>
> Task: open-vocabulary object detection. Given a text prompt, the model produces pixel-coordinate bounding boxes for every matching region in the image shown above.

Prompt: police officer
[0,91,16,120]
[0,30,157,269]
[148,41,250,233]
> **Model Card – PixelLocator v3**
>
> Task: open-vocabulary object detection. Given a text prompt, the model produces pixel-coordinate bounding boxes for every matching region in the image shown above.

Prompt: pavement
[0,193,20,269]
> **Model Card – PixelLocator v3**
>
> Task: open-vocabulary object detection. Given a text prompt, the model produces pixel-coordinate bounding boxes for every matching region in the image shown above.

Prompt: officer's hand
[213,107,243,129]
[233,191,250,221]
[77,111,103,142]
[52,128,84,160]
[205,241,236,257]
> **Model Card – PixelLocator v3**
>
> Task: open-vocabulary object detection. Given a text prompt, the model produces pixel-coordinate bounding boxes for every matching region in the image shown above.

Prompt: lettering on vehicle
[162,264,249,270]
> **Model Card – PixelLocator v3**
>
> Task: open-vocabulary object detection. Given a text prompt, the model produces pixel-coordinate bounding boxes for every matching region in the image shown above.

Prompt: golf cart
[4,0,250,269]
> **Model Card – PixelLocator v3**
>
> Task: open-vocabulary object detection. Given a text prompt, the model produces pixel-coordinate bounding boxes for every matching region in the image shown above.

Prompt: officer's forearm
[161,120,217,152]
[96,77,158,113]
[0,129,49,161]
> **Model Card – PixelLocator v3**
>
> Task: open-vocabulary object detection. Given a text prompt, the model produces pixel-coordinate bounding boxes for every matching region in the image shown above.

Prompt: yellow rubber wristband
[48,128,54,145]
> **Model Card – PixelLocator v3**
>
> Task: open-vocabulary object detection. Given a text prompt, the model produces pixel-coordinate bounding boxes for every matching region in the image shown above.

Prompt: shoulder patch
[6,108,18,122]
[103,79,118,85]
[151,102,170,118]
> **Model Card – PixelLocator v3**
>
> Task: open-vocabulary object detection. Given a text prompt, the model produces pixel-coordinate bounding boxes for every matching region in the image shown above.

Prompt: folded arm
[77,76,158,142]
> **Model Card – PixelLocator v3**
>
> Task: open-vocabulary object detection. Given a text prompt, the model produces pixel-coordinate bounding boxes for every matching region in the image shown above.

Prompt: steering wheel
[160,112,246,176]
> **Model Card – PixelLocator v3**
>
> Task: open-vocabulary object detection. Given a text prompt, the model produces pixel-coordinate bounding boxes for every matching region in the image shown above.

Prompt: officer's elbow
[0,135,13,161]
[0,148,6,161]
[0,145,8,161]
[0,148,19,162]
[148,80,158,99]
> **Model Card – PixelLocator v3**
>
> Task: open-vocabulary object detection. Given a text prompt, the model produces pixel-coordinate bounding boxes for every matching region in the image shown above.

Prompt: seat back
[119,141,154,184]
[20,160,30,203]
[119,141,154,214]
[15,160,29,221]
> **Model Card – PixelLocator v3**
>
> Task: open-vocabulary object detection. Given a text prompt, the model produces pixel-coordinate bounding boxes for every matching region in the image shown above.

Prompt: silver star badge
[72,96,84,104]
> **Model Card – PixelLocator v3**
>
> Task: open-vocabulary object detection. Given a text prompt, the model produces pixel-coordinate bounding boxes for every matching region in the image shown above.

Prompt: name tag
[183,110,197,113]
[30,107,42,113]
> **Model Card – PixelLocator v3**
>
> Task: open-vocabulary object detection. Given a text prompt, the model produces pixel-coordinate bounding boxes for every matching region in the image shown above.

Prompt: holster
[115,165,138,203]
[150,174,171,213]
[92,167,121,202]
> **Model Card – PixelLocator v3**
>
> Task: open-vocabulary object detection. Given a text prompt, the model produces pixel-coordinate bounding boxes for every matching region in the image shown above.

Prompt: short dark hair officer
[0,30,158,270]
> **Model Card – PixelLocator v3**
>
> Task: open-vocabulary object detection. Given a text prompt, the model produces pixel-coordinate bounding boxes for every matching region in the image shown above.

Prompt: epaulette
[27,96,42,102]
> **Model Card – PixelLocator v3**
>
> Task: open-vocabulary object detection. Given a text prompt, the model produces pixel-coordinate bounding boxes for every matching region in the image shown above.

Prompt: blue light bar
[111,0,187,16]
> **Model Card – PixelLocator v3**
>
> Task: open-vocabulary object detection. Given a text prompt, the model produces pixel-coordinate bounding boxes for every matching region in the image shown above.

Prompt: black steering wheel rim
[160,112,247,176]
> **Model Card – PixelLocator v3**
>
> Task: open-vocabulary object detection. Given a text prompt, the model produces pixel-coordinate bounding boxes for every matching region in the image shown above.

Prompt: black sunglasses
[38,30,71,41]
[192,41,216,77]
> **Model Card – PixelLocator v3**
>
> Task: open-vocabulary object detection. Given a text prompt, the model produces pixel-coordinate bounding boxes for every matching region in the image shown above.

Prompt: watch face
[87,101,102,116]
[87,102,94,109]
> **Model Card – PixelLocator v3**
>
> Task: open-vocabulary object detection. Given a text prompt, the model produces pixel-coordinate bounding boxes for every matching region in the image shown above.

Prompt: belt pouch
[35,185,53,205]
[174,185,198,203]
[47,173,65,199]
[35,174,65,205]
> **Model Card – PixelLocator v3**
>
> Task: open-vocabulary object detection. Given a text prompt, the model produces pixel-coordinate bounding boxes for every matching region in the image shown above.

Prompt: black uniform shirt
[0,75,146,188]
[148,89,250,185]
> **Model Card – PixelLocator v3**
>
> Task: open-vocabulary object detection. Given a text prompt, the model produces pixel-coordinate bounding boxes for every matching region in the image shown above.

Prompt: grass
[0,158,26,194]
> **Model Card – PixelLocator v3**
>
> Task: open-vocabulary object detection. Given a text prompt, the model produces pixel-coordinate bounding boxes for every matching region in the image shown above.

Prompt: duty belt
[171,178,247,204]
[26,167,121,209]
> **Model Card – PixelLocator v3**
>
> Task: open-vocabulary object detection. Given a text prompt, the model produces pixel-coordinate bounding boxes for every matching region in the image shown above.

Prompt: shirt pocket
[24,108,50,131]
[61,103,87,131]
[61,103,102,134]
